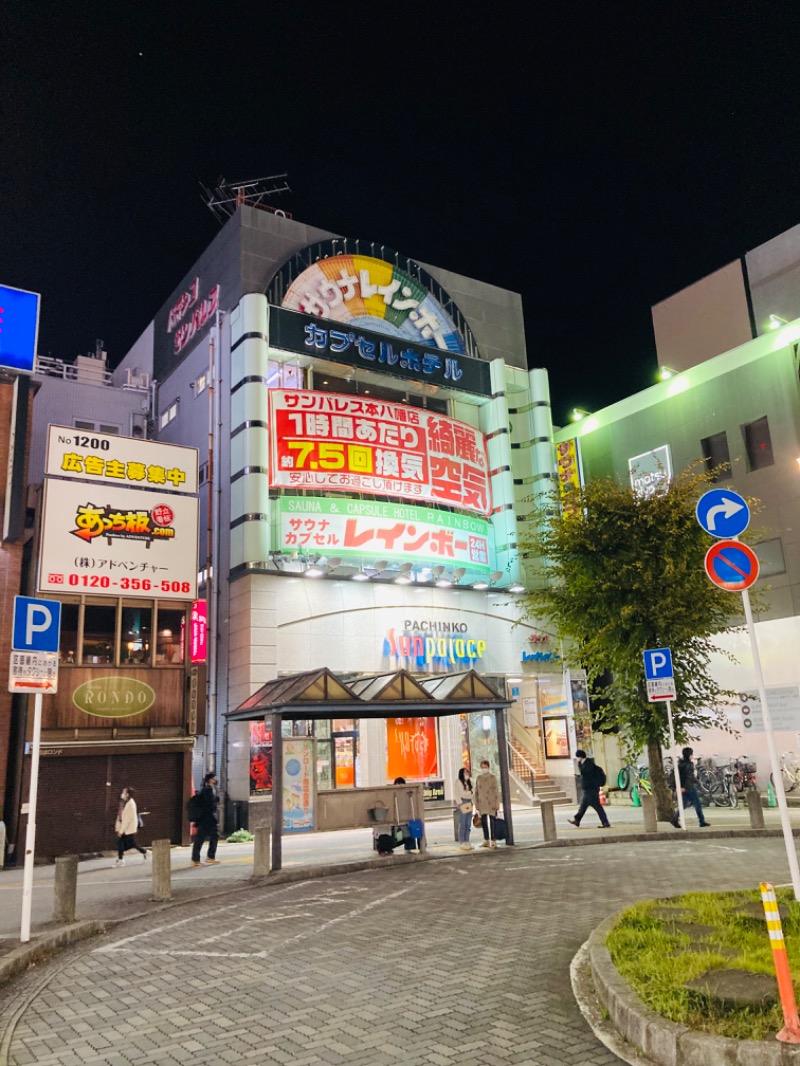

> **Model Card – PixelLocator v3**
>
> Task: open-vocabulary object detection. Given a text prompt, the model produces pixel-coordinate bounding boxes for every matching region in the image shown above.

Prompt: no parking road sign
[704,540,760,592]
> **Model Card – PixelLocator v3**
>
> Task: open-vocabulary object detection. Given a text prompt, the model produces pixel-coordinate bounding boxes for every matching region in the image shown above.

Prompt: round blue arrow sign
[695,489,750,539]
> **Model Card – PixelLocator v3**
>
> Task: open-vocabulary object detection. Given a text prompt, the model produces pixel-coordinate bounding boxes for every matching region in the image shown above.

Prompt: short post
[640,793,658,833]
[0,820,6,869]
[150,839,172,902]
[760,882,800,1043]
[253,826,271,878]
[540,799,557,842]
[747,789,766,830]
[53,855,78,924]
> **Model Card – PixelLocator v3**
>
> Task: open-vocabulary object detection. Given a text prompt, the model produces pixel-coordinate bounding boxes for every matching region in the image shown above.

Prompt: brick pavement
[1,837,795,1065]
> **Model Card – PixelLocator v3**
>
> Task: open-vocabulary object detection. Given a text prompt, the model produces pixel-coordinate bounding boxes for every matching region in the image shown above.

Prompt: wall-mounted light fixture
[769,314,789,330]
[658,365,678,381]
[571,407,591,422]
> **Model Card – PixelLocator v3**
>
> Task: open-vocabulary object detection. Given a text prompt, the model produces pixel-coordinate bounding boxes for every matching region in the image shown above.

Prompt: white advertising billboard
[37,479,199,601]
[45,425,198,495]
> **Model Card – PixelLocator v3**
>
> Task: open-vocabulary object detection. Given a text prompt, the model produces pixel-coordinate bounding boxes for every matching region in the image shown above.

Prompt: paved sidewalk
[2,833,797,1065]
[0,800,792,943]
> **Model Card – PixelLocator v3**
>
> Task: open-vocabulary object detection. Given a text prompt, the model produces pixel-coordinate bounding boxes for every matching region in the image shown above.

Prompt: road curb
[0,920,107,988]
[535,827,791,848]
[585,907,800,1065]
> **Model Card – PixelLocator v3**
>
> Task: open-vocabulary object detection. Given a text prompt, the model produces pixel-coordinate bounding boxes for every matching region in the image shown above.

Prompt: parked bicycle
[770,751,800,793]
[695,756,739,808]
[617,763,652,797]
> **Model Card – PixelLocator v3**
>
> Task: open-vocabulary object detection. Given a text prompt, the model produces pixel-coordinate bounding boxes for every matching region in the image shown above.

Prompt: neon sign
[166,276,220,355]
[383,626,487,670]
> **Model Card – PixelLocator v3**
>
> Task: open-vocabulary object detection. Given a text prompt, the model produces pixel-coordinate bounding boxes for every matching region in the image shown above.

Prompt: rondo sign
[704,540,759,592]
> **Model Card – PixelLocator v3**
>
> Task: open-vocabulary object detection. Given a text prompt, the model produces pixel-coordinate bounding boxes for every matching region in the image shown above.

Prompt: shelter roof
[227,668,510,721]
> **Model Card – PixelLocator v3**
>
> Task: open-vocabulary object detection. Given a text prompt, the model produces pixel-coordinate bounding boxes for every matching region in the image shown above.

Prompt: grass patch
[606,888,800,1040]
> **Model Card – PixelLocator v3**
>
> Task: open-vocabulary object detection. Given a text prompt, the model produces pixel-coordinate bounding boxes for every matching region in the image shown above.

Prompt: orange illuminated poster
[386,717,439,781]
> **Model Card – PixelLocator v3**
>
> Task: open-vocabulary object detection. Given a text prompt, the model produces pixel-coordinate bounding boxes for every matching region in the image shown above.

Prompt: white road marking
[197,913,313,945]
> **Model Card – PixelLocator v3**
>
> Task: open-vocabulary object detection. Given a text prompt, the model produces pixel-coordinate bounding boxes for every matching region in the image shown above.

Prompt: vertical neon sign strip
[190,600,207,664]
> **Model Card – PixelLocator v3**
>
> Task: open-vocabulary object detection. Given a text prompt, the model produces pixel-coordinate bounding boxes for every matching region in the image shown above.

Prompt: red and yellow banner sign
[269,390,491,516]
[386,717,439,781]
[556,439,582,518]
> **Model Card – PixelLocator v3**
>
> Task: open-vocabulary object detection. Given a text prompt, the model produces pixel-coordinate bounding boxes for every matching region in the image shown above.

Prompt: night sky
[4,4,800,425]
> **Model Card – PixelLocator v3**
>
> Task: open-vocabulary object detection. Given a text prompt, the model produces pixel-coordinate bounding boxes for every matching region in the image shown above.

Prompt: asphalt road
[1,835,795,1066]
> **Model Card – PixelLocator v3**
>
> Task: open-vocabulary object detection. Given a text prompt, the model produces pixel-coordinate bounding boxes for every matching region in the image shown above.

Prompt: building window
[701,432,731,482]
[82,604,117,664]
[742,416,774,471]
[75,420,120,434]
[156,608,185,664]
[755,538,786,578]
[160,400,179,429]
[194,371,208,395]
[60,604,80,664]
[121,606,152,664]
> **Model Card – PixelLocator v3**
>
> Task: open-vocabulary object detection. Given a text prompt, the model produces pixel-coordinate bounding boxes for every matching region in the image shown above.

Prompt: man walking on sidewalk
[568,750,611,829]
[671,747,710,828]
[191,772,221,866]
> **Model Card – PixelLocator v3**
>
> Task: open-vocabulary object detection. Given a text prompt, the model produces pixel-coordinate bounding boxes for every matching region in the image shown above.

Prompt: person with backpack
[568,749,611,829]
[189,771,221,866]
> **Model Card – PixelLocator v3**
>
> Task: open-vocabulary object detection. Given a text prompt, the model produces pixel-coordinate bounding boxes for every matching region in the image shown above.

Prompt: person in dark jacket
[191,772,221,866]
[671,748,710,828]
[568,750,610,829]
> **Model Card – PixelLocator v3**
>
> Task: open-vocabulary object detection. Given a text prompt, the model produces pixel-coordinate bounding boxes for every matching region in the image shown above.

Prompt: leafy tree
[520,466,746,820]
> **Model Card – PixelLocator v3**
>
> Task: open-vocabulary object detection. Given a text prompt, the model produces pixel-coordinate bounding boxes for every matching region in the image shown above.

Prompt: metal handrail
[506,739,537,797]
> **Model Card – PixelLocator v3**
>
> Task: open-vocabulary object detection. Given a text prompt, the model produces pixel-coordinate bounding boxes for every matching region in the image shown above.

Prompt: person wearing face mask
[114,787,147,866]
[568,750,610,829]
[474,759,501,848]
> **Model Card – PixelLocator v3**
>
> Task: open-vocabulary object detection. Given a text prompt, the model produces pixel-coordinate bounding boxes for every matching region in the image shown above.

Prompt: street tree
[520,466,746,820]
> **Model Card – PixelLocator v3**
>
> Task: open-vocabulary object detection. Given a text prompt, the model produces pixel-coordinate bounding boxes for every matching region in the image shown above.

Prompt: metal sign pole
[742,588,800,900]
[665,699,685,830]
[20,692,43,942]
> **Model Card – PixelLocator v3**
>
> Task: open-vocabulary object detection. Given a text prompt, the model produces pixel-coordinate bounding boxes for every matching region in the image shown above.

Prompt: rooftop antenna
[200,174,291,223]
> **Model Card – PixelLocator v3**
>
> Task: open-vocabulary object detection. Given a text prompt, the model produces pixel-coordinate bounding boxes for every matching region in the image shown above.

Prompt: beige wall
[651,261,753,372]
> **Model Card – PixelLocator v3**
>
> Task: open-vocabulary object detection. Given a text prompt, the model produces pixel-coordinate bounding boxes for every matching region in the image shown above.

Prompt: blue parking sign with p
[643,647,673,681]
[13,597,61,653]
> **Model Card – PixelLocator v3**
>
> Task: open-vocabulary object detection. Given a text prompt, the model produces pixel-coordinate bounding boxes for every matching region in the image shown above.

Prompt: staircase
[507,738,572,808]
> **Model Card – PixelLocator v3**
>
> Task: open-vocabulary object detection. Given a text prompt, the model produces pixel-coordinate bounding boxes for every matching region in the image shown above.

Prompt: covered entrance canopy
[227,667,513,870]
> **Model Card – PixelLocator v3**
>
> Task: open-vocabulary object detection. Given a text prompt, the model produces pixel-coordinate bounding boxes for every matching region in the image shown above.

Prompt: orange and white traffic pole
[760,882,800,1043]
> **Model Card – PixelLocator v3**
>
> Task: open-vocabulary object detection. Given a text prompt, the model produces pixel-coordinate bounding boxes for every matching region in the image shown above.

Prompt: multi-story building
[107,203,583,819]
[555,221,800,770]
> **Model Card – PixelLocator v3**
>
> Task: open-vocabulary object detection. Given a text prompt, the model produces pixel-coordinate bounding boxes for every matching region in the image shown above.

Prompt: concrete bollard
[747,788,766,829]
[540,800,557,842]
[641,793,658,833]
[253,826,271,878]
[150,839,172,901]
[53,855,78,924]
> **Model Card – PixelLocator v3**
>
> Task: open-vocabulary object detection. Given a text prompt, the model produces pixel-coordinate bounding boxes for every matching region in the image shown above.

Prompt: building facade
[556,223,800,772]
[111,204,582,816]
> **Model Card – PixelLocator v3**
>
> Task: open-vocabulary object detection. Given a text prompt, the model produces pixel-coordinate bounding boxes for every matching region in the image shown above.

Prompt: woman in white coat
[114,787,147,866]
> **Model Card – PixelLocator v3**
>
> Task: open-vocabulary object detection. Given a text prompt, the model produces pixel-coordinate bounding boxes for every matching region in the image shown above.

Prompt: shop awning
[226,666,511,721]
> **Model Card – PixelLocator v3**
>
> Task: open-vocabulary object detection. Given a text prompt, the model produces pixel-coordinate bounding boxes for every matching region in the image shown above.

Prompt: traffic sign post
[695,488,750,539]
[12,597,61,943]
[643,647,685,830]
[696,493,800,899]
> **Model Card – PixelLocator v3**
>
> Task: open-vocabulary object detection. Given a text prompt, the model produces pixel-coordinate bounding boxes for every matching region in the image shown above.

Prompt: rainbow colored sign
[282,254,466,354]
